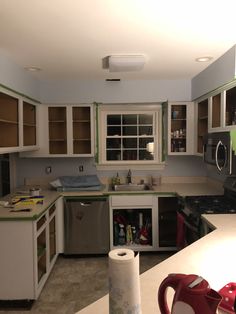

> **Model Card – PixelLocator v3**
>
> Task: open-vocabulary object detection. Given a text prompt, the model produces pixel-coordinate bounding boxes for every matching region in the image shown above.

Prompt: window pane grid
[106,113,156,161]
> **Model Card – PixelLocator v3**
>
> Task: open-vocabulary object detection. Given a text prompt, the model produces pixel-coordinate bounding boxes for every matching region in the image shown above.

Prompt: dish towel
[176,212,186,250]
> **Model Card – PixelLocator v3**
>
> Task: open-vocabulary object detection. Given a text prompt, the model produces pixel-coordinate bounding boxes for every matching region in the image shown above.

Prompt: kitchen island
[76,214,236,314]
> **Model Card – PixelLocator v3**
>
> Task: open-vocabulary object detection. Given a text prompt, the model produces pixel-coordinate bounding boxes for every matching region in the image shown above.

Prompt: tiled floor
[0,252,173,314]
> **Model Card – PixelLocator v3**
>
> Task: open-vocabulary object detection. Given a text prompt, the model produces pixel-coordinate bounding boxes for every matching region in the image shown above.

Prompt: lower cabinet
[0,197,61,300]
[109,194,178,252]
[158,196,179,249]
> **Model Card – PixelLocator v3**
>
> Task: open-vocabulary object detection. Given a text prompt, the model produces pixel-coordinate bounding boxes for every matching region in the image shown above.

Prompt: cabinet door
[168,102,194,155]
[158,196,178,248]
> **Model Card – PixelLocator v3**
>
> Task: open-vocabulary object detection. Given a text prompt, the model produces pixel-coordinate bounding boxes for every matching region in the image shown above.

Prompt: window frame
[96,103,165,170]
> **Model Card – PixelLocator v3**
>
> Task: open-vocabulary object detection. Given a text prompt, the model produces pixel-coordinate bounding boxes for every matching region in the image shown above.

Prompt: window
[97,104,164,170]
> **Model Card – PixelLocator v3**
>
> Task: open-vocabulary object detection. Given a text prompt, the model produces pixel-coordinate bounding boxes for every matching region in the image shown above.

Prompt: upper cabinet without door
[0,88,38,154]
[21,104,94,157]
[205,84,236,133]
[168,102,194,155]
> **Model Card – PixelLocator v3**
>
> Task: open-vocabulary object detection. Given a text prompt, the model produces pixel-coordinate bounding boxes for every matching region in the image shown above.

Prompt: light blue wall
[39,79,191,103]
[0,50,40,100]
[0,50,206,186]
[191,44,236,100]
[15,155,207,186]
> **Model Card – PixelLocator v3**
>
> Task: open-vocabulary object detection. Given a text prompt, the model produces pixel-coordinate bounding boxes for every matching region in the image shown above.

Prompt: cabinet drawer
[110,195,153,207]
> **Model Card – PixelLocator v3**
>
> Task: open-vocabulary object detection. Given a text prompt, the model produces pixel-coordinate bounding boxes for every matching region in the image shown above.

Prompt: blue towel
[59,175,101,188]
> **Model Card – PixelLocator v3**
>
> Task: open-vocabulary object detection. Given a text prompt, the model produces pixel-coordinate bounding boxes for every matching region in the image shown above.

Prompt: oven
[177,176,236,248]
[203,131,233,175]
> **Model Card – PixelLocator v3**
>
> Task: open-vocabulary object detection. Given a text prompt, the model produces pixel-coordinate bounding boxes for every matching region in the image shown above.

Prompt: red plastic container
[218,282,236,314]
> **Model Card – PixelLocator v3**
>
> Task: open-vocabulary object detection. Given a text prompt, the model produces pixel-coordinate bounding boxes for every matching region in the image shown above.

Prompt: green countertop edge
[0,195,61,221]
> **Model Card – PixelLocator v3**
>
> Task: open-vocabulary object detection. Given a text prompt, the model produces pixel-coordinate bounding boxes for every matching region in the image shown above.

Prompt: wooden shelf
[72,106,91,154]
[0,92,19,147]
[197,99,208,154]
[48,107,67,154]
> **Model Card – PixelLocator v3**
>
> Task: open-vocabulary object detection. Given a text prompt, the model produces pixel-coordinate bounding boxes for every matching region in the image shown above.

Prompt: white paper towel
[109,248,142,314]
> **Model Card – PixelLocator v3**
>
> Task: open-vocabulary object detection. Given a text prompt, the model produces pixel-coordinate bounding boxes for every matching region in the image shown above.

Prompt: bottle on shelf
[115,173,120,185]
[118,224,126,245]
[126,225,132,244]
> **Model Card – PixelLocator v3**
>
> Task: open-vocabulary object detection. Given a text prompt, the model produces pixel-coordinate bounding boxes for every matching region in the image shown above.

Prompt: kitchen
[1,1,236,313]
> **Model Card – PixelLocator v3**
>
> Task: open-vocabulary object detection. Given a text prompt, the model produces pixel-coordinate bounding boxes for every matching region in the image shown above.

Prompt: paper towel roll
[109,248,142,314]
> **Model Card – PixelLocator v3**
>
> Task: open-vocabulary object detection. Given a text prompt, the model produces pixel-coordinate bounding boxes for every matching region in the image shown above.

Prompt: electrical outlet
[45,166,52,174]
[79,165,84,172]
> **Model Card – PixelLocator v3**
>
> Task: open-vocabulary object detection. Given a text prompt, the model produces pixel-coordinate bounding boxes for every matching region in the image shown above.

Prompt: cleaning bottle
[115,172,120,185]
[118,224,126,245]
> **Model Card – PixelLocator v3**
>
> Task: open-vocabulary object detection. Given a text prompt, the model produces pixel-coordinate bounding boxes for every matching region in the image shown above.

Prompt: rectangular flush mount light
[108,55,145,72]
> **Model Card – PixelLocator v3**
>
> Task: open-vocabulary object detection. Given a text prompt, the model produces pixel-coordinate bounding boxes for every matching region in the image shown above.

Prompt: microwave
[203,132,233,176]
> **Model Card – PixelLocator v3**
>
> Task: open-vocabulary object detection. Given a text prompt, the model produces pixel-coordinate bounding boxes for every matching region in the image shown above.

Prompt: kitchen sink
[111,183,152,191]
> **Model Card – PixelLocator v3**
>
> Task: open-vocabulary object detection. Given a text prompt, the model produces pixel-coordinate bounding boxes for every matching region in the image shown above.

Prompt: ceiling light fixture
[195,56,213,63]
[108,55,145,72]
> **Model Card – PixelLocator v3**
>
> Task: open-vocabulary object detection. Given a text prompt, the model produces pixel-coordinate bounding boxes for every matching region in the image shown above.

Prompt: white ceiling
[1,0,236,81]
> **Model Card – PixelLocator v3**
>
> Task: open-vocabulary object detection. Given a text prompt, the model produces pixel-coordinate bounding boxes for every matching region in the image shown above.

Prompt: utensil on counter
[158,273,222,314]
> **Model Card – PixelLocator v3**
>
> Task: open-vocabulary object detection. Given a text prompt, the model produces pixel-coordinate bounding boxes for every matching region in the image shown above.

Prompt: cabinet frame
[196,81,236,138]
[0,198,60,301]
[0,86,38,154]
[168,102,194,155]
[109,195,158,252]
[21,103,94,157]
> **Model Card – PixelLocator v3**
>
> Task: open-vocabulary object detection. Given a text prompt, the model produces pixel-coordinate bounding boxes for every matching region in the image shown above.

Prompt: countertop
[0,179,223,220]
[76,214,236,314]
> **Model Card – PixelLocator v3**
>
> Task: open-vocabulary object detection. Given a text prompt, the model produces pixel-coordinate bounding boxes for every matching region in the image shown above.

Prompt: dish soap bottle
[115,172,120,185]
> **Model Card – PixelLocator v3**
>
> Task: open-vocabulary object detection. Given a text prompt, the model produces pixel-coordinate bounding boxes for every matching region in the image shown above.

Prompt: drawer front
[110,195,153,207]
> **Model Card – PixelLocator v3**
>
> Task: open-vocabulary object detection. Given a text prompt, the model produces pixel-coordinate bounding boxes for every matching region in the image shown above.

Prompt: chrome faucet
[127,169,132,184]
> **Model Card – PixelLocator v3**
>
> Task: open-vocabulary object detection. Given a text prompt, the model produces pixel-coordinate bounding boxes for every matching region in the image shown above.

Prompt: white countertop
[0,179,223,220]
[76,214,236,314]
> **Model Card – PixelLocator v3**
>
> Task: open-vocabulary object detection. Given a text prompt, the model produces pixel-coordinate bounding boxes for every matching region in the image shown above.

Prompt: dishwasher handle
[79,201,92,207]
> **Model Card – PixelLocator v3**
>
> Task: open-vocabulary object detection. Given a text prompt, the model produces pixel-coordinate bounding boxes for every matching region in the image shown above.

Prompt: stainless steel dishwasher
[64,196,110,254]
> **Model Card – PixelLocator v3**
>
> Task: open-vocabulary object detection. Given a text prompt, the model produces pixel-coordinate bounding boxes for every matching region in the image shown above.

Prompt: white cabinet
[168,102,194,155]
[0,197,61,300]
[21,104,94,157]
[0,87,38,154]
[196,98,208,155]
[109,194,178,252]
[208,85,236,132]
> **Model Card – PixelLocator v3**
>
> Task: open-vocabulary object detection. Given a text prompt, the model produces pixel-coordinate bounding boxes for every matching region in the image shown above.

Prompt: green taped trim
[64,196,108,201]
[0,83,41,103]
[93,101,102,164]
[161,101,168,162]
